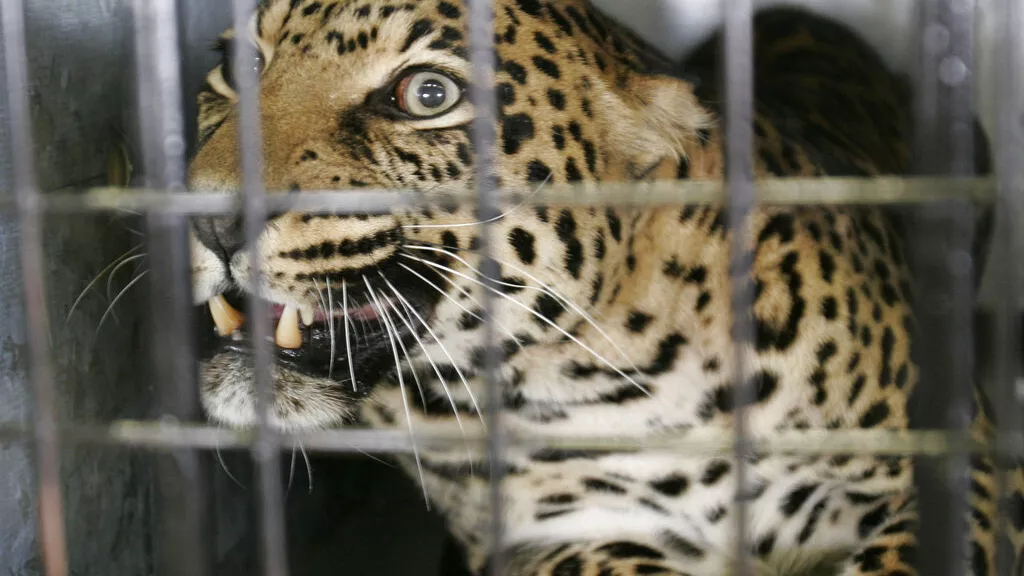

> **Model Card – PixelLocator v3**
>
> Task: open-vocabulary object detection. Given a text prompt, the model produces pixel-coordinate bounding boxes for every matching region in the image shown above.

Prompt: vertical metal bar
[465,0,504,574]
[228,1,289,575]
[992,0,1024,572]
[131,1,213,575]
[133,0,188,193]
[914,1,977,175]
[910,1,976,575]
[723,0,754,574]
[0,1,69,575]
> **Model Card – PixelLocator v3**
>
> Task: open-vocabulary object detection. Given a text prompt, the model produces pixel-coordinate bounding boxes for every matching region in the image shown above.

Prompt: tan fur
[181,2,1021,575]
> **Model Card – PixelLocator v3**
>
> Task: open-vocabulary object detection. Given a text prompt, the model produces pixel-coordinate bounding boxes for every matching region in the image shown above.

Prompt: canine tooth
[300,306,315,326]
[209,295,245,336]
[275,305,302,349]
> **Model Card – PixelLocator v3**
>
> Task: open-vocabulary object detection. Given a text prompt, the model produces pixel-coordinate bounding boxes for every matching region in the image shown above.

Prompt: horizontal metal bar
[0,176,998,214]
[1,421,1021,457]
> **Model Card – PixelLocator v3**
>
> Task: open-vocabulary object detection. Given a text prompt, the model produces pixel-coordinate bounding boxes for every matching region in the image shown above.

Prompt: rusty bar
[0,0,69,574]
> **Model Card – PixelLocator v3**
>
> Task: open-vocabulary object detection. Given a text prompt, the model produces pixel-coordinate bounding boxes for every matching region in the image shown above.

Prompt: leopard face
[188,0,710,431]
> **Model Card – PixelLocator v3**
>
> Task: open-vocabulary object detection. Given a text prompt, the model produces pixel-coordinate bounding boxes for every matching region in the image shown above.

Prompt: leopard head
[187,0,710,431]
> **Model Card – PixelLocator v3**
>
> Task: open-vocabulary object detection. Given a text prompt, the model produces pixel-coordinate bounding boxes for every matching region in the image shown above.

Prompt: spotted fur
[184,1,1024,574]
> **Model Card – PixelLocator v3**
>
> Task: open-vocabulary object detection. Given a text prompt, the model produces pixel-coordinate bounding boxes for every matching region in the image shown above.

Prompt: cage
[1,0,1023,575]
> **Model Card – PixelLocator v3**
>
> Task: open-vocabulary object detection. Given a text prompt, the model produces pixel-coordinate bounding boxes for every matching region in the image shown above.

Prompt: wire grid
[0,0,1021,575]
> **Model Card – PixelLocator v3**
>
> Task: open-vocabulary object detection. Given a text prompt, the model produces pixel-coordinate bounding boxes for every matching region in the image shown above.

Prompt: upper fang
[209,295,245,336]
[275,305,303,349]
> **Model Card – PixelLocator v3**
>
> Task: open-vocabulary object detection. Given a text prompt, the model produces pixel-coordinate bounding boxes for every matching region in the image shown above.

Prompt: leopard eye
[219,41,266,91]
[394,71,462,118]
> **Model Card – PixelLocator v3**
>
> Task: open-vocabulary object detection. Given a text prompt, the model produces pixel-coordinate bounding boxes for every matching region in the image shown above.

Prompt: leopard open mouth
[194,263,445,387]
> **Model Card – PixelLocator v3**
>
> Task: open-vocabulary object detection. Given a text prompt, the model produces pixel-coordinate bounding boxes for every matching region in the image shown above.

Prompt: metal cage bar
[0,1,69,575]
[132,0,214,574]
[227,1,290,574]
[5,420,1024,456]
[464,0,506,574]
[0,176,998,214]
[723,0,755,574]
[910,1,978,574]
[992,0,1024,572]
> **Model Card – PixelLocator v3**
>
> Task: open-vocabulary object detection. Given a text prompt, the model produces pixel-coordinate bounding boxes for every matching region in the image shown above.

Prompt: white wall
[594,0,1013,156]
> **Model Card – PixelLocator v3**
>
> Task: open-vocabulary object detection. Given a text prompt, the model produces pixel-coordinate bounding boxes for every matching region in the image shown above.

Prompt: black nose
[191,214,245,264]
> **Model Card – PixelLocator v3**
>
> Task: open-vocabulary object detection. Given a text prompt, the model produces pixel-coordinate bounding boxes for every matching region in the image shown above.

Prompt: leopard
[183,0,1024,574]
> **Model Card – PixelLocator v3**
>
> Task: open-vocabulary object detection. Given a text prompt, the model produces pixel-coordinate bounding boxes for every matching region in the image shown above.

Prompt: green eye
[394,70,462,117]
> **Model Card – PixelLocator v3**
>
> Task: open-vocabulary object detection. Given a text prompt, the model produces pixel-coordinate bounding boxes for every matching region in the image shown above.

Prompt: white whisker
[402,253,650,396]
[93,270,149,343]
[106,252,147,311]
[362,276,429,510]
[380,273,465,431]
[397,262,524,350]
[65,245,144,326]
[382,275,485,424]
[312,278,330,324]
[312,278,339,379]
[287,444,298,493]
[406,244,643,376]
[382,274,475,475]
[215,434,246,489]
[342,280,357,392]
[352,447,396,468]
[299,443,313,494]
[401,172,552,230]
[369,295,388,335]
[326,278,337,380]
[377,293,428,410]
[357,295,374,348]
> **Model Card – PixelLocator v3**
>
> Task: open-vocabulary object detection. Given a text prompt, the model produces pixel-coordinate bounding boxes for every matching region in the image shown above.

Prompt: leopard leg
[969,448,1012,576]
[964,387,1024,576]
[835,454,1020,576]
[1003,464,1024,575]
[493,534,743,576]
[836,492,918,576]
[838,387,1013,576]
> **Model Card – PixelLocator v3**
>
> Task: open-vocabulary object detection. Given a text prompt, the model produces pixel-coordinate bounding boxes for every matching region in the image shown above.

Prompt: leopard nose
[191,215,245,265]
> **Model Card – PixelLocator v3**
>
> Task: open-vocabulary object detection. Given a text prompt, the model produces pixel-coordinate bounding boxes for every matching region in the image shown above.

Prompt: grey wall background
[0,1,154,574]
[0,1,1020,575]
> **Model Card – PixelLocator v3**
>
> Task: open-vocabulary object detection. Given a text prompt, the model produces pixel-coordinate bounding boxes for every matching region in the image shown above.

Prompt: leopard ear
[599,73,713,169]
